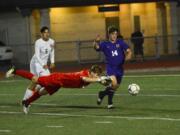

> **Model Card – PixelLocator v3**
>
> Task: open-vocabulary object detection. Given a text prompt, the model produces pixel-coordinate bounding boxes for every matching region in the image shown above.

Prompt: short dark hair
[90,65,102,75]
[108,26,118,34]
[40,26,49,33]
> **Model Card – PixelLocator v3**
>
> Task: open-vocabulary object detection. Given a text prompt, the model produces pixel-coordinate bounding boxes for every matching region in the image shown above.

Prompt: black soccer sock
[99,87,111,100]
[108,89,115,105]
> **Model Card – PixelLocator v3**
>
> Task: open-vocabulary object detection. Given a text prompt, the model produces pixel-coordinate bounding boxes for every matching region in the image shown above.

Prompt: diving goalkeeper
[6,65,111,114]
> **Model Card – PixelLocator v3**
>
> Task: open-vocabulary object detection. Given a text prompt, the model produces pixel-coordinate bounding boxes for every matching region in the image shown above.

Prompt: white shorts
[30,60,50,77]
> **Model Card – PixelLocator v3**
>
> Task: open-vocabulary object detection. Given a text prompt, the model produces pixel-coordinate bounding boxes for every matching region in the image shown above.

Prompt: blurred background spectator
[131,30,144,62]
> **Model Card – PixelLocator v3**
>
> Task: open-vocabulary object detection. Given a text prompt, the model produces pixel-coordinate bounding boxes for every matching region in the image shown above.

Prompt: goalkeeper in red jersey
[6,65,111,114]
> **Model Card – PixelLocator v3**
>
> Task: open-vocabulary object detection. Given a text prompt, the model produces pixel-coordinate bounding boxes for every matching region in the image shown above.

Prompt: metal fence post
[155,35,160,59]
[76,40,81,63]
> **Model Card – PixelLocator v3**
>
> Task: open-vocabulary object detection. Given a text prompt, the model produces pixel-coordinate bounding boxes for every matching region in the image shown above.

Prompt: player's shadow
[34,104,104,109]
[34,104,105,114]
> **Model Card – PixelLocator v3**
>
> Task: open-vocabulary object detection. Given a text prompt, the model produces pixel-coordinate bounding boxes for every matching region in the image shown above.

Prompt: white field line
[0,106,10,108]
[0,111,180,122]
[94,121,112,124]
[0,93,180,97]
[0,74,180,83]
[0,80,24,83]
[124,74,180,78]
[125,67,180,73]
[46,125,64,128]
[0,111,22,114]
[32,103,59,106]
[0,94,17,96]
[0,130,11,133]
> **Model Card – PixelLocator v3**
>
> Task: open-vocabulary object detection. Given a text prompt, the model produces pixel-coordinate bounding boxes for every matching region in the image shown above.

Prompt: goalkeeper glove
[99,76,112,86]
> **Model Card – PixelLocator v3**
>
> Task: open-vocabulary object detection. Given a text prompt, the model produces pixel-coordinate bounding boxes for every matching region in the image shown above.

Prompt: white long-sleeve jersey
[31,38,55,66]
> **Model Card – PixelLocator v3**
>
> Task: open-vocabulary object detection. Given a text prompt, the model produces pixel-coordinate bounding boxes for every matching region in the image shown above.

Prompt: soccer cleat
[97,98,102,105]
[22,100,30,114]
[107,104,114,109]
[6,66,16,78]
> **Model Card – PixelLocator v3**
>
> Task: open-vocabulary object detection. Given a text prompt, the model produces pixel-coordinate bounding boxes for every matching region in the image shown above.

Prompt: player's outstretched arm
[125,48,132,61]
[99,76,112,86]
[82,76,112,86]
[93,35,101,50]
[82,77,100,83]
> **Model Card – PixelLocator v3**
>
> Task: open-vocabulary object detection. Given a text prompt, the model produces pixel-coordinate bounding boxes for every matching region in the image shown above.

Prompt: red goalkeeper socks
[26,91,41,105]
[15,70,34,80]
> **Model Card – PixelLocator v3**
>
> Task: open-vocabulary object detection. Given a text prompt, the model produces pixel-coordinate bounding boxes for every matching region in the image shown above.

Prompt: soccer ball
[128,83,140,96]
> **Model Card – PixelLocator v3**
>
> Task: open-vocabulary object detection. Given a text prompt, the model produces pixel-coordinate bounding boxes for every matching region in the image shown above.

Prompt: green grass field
[0,73,180,135]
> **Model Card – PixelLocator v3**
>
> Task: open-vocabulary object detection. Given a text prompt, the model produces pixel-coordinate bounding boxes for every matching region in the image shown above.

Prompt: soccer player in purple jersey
[94,26,132,109]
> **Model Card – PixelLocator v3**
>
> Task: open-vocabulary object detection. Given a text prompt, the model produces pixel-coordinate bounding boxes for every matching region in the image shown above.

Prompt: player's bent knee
[110,76,118,89]
[32,76,38,83]
[111,84,119,90]
[39,88,48,95]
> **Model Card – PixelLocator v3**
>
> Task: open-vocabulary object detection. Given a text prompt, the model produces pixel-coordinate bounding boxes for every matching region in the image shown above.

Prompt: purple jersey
[96,39,129,81]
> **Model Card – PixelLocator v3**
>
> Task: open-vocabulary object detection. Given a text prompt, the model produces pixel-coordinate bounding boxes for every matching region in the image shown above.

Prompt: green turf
[0,73,180,135]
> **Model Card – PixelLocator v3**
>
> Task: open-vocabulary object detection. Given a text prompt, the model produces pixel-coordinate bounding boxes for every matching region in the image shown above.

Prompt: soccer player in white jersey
[22,26,55,101]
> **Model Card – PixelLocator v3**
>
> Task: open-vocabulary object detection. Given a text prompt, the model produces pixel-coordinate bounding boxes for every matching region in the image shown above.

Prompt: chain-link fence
[4,34,180,66]
[75,35,180,63]
[0,28,9,45]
